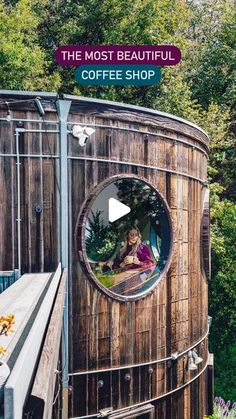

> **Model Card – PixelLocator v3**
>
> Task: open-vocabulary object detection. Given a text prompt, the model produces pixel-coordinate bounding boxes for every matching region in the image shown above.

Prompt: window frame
[76,174,174,302]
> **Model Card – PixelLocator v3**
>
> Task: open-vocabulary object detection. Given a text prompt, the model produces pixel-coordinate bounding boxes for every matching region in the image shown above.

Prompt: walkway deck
[0,265,65,419]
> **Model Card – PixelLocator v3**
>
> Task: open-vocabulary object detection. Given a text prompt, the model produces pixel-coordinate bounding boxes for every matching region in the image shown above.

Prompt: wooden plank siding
[69,104,209,418]
[0,96,210,419]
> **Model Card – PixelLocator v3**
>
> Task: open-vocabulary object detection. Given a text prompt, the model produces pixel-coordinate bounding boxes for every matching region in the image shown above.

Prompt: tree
[31,0,190,98]
[183,0,236,111]
[209,194,236,400]
[0,0,60,90]
[85,210,117,261]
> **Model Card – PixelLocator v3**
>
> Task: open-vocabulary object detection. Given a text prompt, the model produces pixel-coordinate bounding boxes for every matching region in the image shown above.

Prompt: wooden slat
[0,97,210,418]
[68,107,209,417]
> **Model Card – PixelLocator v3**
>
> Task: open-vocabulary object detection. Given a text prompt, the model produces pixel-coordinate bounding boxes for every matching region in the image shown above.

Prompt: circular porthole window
[77,176,173,300]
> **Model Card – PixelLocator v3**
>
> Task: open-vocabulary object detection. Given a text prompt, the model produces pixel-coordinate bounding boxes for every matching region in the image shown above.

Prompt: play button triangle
[109,198,131,223]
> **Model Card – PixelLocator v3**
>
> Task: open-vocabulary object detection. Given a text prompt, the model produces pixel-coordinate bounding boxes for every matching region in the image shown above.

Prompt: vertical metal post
[56,99,71,419]
[207,353,214,415]
[15,129,22,277]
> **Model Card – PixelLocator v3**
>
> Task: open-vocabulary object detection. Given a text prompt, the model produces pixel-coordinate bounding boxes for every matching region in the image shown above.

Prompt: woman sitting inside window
[112,227,154,270]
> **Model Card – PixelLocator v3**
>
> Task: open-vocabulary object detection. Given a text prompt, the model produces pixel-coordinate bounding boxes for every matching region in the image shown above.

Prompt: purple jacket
[113,243,154,270]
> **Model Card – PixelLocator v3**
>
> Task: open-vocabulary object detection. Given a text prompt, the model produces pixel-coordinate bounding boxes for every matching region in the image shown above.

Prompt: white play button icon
[109,198,131,223]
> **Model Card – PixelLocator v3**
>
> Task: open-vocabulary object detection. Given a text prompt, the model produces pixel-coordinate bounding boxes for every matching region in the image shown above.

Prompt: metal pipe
[56,99,71,267]
[25,129,59,133]
[0,117,59,124]
[0,89,57,98]
[15,130,21,276]
[0,153,59,159]
[21,129,59,133]
[68,156,207,185]
[56,99,71,417]
[1,154,206,185]
[67,122,208,157]
[13,128,59,133]
[69,360,209,419]
[69,327,209,376]
[0,118,207,155]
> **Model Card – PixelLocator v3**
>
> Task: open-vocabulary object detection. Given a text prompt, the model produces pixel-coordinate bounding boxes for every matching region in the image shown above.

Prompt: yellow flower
[0,313,15,335]
[0,347,7,355]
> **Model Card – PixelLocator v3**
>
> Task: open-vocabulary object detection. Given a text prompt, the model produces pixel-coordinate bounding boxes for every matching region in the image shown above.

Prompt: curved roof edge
[64,94,209,141]
[0,89,57,99]
[0,89,209,141]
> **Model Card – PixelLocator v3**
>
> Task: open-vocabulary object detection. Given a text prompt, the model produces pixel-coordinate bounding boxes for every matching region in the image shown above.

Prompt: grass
[96,272,115,287]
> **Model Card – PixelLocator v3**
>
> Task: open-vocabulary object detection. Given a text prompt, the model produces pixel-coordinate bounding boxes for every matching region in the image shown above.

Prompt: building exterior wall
[0,92,210,419]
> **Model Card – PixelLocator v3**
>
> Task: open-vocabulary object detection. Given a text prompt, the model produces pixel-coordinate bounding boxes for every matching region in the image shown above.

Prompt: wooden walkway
[0,265,66,419]
[0,272,52,366]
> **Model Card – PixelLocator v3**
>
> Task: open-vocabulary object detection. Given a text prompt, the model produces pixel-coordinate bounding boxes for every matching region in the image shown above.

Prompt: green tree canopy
[0,0,60,90]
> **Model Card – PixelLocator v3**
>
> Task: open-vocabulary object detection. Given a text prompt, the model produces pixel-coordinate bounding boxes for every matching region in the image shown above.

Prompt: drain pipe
[56,99,71,419]
[15,128,25,277]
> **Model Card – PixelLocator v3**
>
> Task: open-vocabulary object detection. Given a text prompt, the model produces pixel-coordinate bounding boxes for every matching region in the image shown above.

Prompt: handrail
[69,326,209,376]
[0,270,19,294]
[70,359,209,419]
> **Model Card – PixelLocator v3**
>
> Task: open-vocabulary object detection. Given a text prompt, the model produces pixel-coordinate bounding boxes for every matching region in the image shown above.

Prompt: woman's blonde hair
[120,227,142,257]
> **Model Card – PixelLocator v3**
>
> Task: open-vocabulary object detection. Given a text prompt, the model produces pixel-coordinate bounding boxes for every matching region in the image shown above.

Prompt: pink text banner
[55,45,181,66]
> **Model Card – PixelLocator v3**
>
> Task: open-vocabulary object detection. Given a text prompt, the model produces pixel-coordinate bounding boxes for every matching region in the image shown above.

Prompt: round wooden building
[0,91,212,419]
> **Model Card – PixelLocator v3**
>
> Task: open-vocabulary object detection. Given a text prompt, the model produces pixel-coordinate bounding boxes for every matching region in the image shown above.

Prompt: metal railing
[0,270,20,294]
